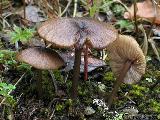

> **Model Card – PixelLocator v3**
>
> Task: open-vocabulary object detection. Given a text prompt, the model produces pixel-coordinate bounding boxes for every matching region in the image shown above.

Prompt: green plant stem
[0,72,26,106]
[71,47,82,99]
[107,60,132,109]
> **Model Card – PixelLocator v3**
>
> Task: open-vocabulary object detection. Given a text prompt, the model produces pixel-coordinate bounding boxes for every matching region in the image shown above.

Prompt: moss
[129,85,149,97]
[41,71,55,100]
[104,72,115,81]
[53,70,64,82]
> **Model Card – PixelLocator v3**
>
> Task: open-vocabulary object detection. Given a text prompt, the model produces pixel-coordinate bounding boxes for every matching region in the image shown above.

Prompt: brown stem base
[71,48,82,99]
[107,60,132,109]
[84,45,88,81]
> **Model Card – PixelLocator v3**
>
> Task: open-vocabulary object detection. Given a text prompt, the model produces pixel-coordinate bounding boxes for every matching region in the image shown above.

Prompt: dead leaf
[17,5,46,23]
[60,52,106,72]
[124,0,160,24]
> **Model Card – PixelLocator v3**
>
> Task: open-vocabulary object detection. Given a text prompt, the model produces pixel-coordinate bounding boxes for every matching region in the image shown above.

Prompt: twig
[0,72,26,106]
[133,0,138,39]
[148,37,160,61]
[23,0,26,19]
[147,0,157,38]
[60,0,72,17]
[73,0,78,17]
[49,108,55,119]
[138,24,148,56]
[48,70,58,94]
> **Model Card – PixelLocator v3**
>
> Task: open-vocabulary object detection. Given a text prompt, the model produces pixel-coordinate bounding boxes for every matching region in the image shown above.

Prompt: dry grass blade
[138,24,148,56]
[148,37,160,61]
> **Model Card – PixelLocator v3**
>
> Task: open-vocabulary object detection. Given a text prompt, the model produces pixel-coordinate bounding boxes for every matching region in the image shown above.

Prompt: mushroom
[38,17,118,98]
[16,47,65,95]
[106,35,146,108]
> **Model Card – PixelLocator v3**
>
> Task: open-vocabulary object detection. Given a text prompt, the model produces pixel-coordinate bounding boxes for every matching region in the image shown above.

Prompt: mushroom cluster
[38,17,118,98]
[16,17,146,107]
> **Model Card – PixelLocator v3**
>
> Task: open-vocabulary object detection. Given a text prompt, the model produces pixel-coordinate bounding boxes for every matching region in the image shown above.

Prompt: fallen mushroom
[16,47,65,95]
[38,17,118,98]
[106,35,146,108]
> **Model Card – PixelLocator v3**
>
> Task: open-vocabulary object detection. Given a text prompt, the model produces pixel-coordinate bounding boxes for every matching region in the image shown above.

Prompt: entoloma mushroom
[16,47,65,95]
[38,17,118,99]
[106,35,146,108]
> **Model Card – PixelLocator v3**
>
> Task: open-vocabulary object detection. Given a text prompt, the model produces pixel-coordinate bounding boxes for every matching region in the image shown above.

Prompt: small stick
[60,0,72,17]
[73,0,78,17]
[48,70,58,94]
[133,0,138,40]
[84,45,88,80]
[107,60,132,109]
[0,0,2,16]
[147,0,156,38]
[23,0,26,19]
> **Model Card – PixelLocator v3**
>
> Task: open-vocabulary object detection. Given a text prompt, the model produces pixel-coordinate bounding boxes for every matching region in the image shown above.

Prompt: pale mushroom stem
[107,60,132,109]
[71,47,82,99]
[84,45,88,81]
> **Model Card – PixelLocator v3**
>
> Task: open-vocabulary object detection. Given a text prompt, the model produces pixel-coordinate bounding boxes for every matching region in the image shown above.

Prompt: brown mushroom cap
[38,17,118,49]
[106,35,146,84]
[16,47,65,70]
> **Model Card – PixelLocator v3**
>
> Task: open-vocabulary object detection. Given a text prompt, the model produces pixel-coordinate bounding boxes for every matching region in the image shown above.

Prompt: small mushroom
[38,17,118,99]
[106,35,146,108]
[16,47,65,70]
[16,47,65,95]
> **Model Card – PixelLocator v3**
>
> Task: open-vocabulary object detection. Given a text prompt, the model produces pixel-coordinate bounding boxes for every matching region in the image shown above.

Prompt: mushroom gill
[107,35,146,84]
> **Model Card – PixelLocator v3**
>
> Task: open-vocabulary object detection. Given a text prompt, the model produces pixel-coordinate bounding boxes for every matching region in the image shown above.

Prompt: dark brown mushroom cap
[106,35,146,84]
[16,47,65,70]
[38,17,118,49]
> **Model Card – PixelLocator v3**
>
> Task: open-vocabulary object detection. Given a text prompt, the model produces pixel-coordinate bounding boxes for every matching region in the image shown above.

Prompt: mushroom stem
[107,60,132,109]
[71,47,82,99]
[34,69,43,98]
[84,45,88,81]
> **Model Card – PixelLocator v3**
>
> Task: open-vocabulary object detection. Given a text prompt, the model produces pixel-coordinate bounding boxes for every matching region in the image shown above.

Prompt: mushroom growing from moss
[38,17,118,98]
[106,35,146,108]
[16,47,65,95]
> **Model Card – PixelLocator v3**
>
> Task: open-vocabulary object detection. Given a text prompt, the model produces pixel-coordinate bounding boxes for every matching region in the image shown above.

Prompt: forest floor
[0,0,160,120]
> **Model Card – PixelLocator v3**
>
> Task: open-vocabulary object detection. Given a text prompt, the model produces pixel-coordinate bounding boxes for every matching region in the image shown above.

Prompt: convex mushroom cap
[38,17,118,49]
[16,47,65,70]
[106,35,146,84]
